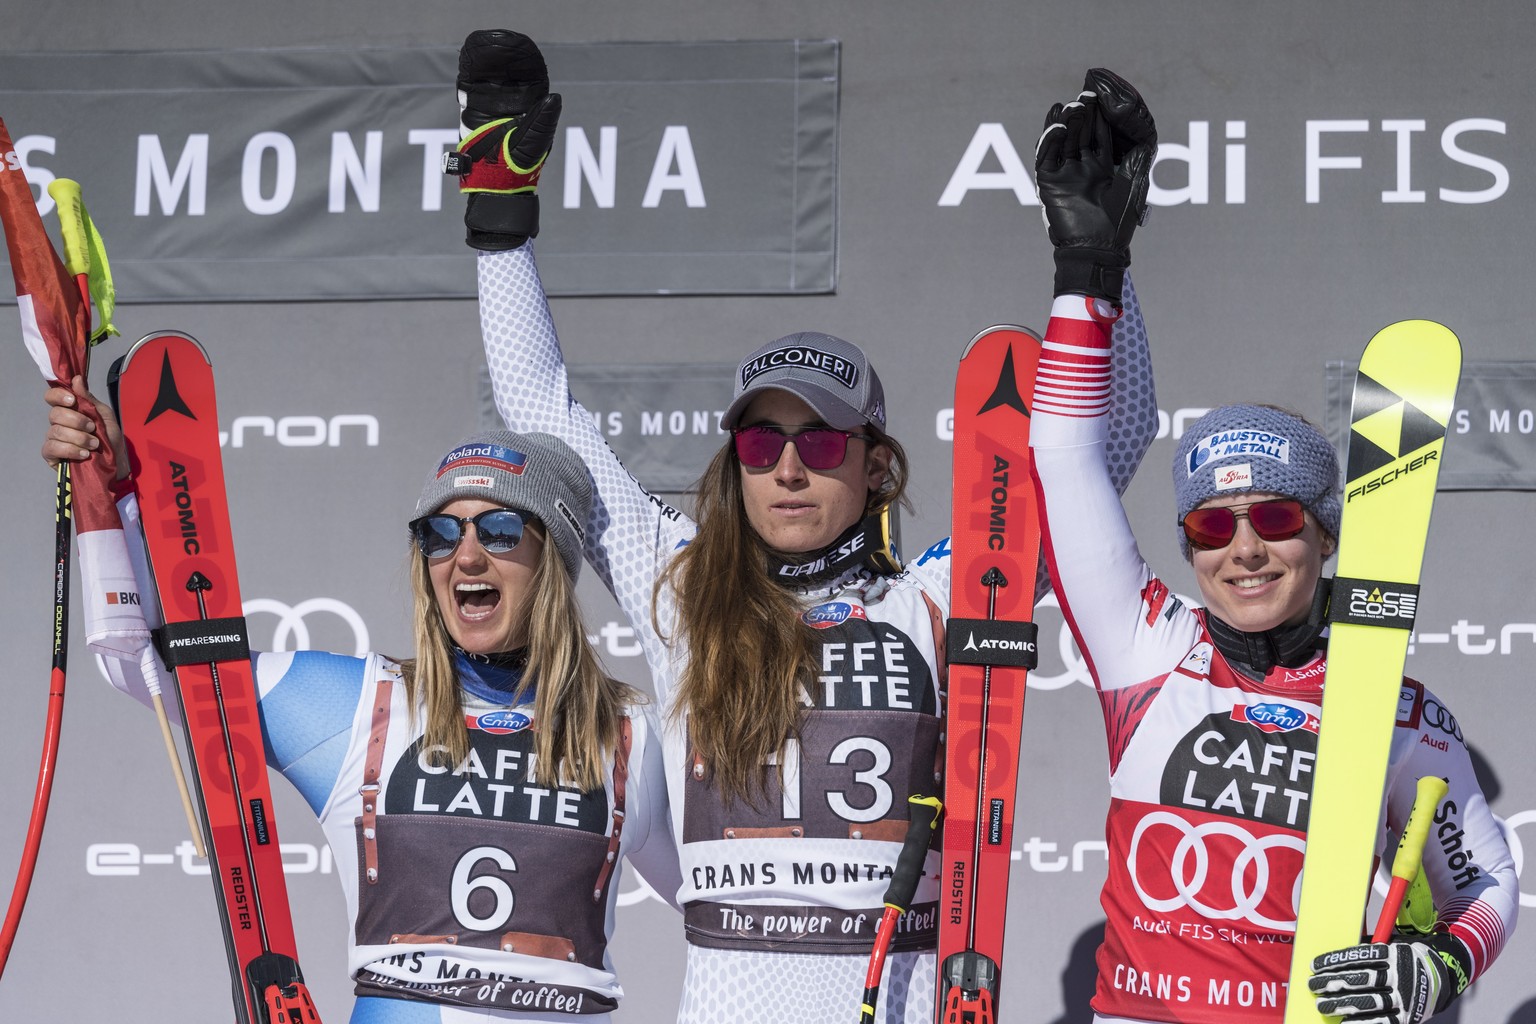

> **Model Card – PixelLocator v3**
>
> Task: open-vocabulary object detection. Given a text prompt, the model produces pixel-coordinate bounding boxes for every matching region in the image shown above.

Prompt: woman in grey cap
[42,383,682,1024]
[1029,82,1517,1024]
[451,32,1159,1024]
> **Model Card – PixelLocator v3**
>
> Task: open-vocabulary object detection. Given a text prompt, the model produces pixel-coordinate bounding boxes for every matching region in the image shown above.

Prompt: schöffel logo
[1186,429,1291,474]
[802,602,866,629]
[472,710,533,734]
[740,346,858,390]
[1231,703,1320,735]
[436,443,527,478]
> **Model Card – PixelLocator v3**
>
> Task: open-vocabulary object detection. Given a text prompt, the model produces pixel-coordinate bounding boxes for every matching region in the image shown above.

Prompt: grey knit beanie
[413,429,591,580]
[1172,405,1341,558]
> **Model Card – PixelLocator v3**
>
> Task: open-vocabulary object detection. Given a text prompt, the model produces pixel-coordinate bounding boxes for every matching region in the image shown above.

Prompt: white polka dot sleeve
[478,244,692,679]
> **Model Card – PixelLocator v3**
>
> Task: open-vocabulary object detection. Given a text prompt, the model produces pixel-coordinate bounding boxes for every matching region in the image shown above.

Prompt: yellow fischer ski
[1285,320,1462,1023]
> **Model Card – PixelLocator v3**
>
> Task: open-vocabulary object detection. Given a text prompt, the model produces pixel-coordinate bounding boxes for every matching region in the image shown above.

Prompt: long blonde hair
[658,426,910,803]
[401,521,637,791]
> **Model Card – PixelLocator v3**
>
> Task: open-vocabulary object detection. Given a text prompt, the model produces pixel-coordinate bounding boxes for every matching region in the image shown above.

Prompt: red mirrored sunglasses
[731,424,871,471]
[1181,498,1307,550]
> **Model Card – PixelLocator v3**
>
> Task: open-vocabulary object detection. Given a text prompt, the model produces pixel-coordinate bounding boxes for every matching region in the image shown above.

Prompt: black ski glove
[445,29,562,251]
[1034,69,1156,306]
[1308,933,1473,1024]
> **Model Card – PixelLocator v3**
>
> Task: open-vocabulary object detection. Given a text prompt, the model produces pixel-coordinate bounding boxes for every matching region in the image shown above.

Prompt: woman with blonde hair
[43,395,679,1024]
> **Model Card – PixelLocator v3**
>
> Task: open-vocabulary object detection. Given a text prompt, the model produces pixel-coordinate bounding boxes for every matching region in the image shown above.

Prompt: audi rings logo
[1497,811,1536,910]
[1127,811,1305,931]
[243,597,371,657]
[1420,697,1464,744]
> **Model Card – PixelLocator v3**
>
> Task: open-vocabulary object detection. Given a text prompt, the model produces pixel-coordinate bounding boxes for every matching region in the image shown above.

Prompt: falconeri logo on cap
[1186,429,1291,475]
[740,346,859,389]
[436,442,528,478]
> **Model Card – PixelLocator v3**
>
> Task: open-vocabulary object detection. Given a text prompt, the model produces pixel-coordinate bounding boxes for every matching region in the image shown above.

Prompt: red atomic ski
[936,326,1044,1024]
[112,331,320,1024]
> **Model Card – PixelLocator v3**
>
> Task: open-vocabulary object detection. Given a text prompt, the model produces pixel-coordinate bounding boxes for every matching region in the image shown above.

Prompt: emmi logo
[219,414,379,448]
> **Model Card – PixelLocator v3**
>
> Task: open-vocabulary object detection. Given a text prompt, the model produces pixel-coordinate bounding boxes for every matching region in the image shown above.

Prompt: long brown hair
[401,521,638,791]
[658,425,910,803]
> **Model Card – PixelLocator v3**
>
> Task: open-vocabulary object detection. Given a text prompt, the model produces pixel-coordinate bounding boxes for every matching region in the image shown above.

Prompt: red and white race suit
[1030,293,1518,1024]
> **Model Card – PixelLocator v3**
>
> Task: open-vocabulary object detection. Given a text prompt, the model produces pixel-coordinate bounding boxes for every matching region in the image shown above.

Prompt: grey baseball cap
[413,429,590,580]
[721,331,887,432]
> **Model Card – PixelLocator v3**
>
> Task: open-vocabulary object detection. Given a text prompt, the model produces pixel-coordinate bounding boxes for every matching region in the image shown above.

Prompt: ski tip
[122,330,214,368]
[1369,319,1462,358]
[962,324,1040,359]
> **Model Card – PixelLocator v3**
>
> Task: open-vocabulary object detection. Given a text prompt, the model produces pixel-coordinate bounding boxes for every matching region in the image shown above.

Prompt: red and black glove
[445,29,563,252]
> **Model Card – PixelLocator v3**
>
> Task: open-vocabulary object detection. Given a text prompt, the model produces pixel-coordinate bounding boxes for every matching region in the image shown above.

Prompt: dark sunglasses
[1181,498,1307,550]
[731,424,871,471]
[410,508,531,559]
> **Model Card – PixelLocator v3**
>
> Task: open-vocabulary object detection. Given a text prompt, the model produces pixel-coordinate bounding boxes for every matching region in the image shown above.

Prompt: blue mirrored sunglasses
[409,508,530,559]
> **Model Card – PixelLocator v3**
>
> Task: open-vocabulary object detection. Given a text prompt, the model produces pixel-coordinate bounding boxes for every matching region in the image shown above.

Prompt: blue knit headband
[1172,404,1341,558]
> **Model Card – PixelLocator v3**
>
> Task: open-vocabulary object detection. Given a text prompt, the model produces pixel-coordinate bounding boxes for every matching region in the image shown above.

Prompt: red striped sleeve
[1037,294,1118,419]
[1441,896,1510,980]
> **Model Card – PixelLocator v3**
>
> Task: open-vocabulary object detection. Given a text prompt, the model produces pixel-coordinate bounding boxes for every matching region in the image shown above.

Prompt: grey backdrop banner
[1325,360,1536,490]
[478,363,737,492]
[4,6,1535,1023]
[0,40,838,300]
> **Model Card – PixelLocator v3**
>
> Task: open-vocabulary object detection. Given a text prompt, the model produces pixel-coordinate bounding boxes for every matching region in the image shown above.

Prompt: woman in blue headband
[1028,73,1517,1024]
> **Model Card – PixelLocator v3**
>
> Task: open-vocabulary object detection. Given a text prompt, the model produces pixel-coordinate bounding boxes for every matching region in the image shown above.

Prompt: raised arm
[448,31,691,669]
[1030,71,1201,691]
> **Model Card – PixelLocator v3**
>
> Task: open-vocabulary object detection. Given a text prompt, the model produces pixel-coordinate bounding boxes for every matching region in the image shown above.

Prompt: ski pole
[859,795,942,1024]
[0,171,99,977]
[51,180,209,862]
[1371,775,1449,943]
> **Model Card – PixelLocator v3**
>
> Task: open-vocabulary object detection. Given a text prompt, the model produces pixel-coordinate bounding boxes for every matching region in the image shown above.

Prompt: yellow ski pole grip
[47,178,90,277]
[45,177,117,341]
[1372,774,1450,943]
